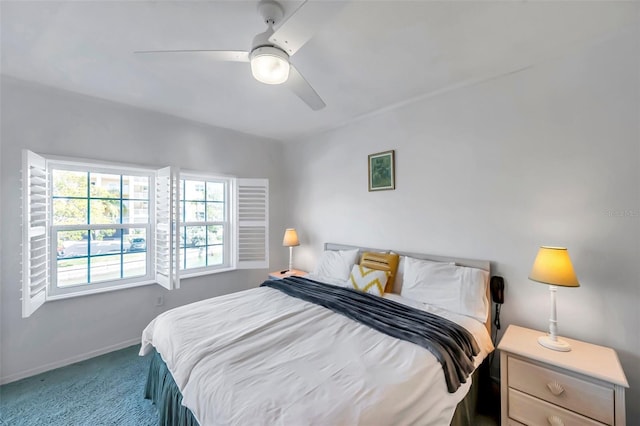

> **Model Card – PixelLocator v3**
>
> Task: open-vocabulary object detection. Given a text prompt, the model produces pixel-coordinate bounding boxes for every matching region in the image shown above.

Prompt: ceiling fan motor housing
[252,0,285,52]
[252,27,277,51]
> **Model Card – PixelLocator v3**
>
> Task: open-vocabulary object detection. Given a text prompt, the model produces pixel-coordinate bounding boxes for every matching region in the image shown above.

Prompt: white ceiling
[2,1,637,142]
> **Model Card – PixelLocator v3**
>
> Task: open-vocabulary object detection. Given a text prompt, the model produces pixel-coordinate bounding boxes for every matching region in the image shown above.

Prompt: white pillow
[308,249,359,284]
[400,257,489,322]
[343,264,389,296]
[393,255,453,293]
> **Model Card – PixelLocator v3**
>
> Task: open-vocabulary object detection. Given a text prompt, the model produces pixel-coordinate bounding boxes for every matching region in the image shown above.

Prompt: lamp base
[538,335,571,352]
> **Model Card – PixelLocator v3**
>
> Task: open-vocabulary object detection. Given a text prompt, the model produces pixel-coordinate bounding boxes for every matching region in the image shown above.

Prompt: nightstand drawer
[509,388,605,426]
[508,357,614,425]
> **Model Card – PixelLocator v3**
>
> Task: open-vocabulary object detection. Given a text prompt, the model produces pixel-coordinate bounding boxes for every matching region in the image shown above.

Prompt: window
[21,150,268,318]
[179,176,231,275]
[50,166,153,296]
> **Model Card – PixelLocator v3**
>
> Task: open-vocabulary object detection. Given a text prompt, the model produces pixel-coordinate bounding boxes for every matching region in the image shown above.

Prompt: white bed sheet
[140,286,493,426]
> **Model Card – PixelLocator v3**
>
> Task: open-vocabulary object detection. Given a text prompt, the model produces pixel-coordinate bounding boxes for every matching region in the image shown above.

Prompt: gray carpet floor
[0,345,158,426]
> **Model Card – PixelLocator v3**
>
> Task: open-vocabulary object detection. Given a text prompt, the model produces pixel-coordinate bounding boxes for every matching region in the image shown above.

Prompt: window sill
[46,267,240,301]
[47,279,157,301]
[180,266,235,280]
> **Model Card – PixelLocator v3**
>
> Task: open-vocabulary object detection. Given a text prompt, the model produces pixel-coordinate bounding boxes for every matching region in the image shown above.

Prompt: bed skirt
[450,366,480,426]
[144,348,482,426]
[145,350,200,426]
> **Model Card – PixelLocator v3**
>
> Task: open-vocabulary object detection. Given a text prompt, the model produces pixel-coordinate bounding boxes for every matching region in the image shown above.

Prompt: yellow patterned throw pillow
[346,265,389,296]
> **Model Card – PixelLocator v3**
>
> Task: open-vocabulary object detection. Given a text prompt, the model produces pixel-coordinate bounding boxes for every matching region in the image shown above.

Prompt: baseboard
[0,337,141,385]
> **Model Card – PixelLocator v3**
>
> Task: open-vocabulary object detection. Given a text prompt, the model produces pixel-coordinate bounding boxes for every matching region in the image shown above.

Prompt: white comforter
[140,286,493,426]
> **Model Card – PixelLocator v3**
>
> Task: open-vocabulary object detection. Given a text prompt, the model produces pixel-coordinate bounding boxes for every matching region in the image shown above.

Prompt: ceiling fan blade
[269,0,346,56]
[134,50,249,62]
[287,65,325,111]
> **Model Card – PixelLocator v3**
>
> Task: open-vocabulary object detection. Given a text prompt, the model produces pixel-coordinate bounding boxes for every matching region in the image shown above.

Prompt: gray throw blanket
[261,276,479,393]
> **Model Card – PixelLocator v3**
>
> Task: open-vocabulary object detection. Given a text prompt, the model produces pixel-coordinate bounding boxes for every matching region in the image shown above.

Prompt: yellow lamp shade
[282,228,300,247]
[529,246,579,287]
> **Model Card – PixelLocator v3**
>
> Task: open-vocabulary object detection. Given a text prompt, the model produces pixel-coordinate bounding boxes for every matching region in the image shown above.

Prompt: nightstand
[498,325,628,425]
[268,269,307,280]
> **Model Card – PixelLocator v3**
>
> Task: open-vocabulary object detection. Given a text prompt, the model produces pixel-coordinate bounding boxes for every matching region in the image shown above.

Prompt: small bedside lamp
[529,246,580,352]
[282,228,300,272]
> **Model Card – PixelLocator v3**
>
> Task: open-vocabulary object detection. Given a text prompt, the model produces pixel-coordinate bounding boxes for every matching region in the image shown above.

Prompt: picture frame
[368,150,395,191]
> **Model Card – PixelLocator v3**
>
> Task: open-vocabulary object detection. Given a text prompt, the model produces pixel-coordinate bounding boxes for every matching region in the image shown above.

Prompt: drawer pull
[546,381,565,396]
[547,415,565,426]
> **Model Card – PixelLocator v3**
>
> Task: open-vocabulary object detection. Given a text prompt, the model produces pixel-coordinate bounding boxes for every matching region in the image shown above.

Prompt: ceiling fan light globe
[250,46,290,85]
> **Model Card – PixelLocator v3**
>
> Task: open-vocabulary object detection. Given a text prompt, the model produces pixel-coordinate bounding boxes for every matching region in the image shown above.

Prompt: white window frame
[47,160,157,299]
[21,150,267,318]
[179,173,234,278]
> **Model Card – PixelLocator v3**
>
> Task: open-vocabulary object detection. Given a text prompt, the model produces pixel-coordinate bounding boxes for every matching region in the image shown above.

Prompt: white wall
[284,26,640,419]
[0,76,288,382]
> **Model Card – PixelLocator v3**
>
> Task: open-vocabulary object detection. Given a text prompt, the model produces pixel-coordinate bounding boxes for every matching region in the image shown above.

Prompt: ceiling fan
[135,0,344,111]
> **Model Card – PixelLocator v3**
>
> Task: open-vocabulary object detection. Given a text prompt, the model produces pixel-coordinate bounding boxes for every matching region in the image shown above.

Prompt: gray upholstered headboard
[324,243,492,333]
[324,243,491,272]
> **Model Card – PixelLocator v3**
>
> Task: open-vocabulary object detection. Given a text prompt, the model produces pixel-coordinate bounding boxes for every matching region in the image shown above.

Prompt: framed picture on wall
[368,150,395,191]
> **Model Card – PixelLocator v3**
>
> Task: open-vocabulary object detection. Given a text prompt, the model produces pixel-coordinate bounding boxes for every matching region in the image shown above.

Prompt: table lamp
[282,228,300,272]
[529,246,580,351]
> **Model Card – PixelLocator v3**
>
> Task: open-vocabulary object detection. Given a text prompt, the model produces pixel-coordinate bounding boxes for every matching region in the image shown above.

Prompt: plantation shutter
[21,150,49,317]
[236,178,269,269]
[155,166,181,289]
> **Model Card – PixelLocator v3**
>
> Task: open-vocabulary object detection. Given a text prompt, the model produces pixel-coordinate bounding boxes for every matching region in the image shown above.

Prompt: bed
[139,243,495,425]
